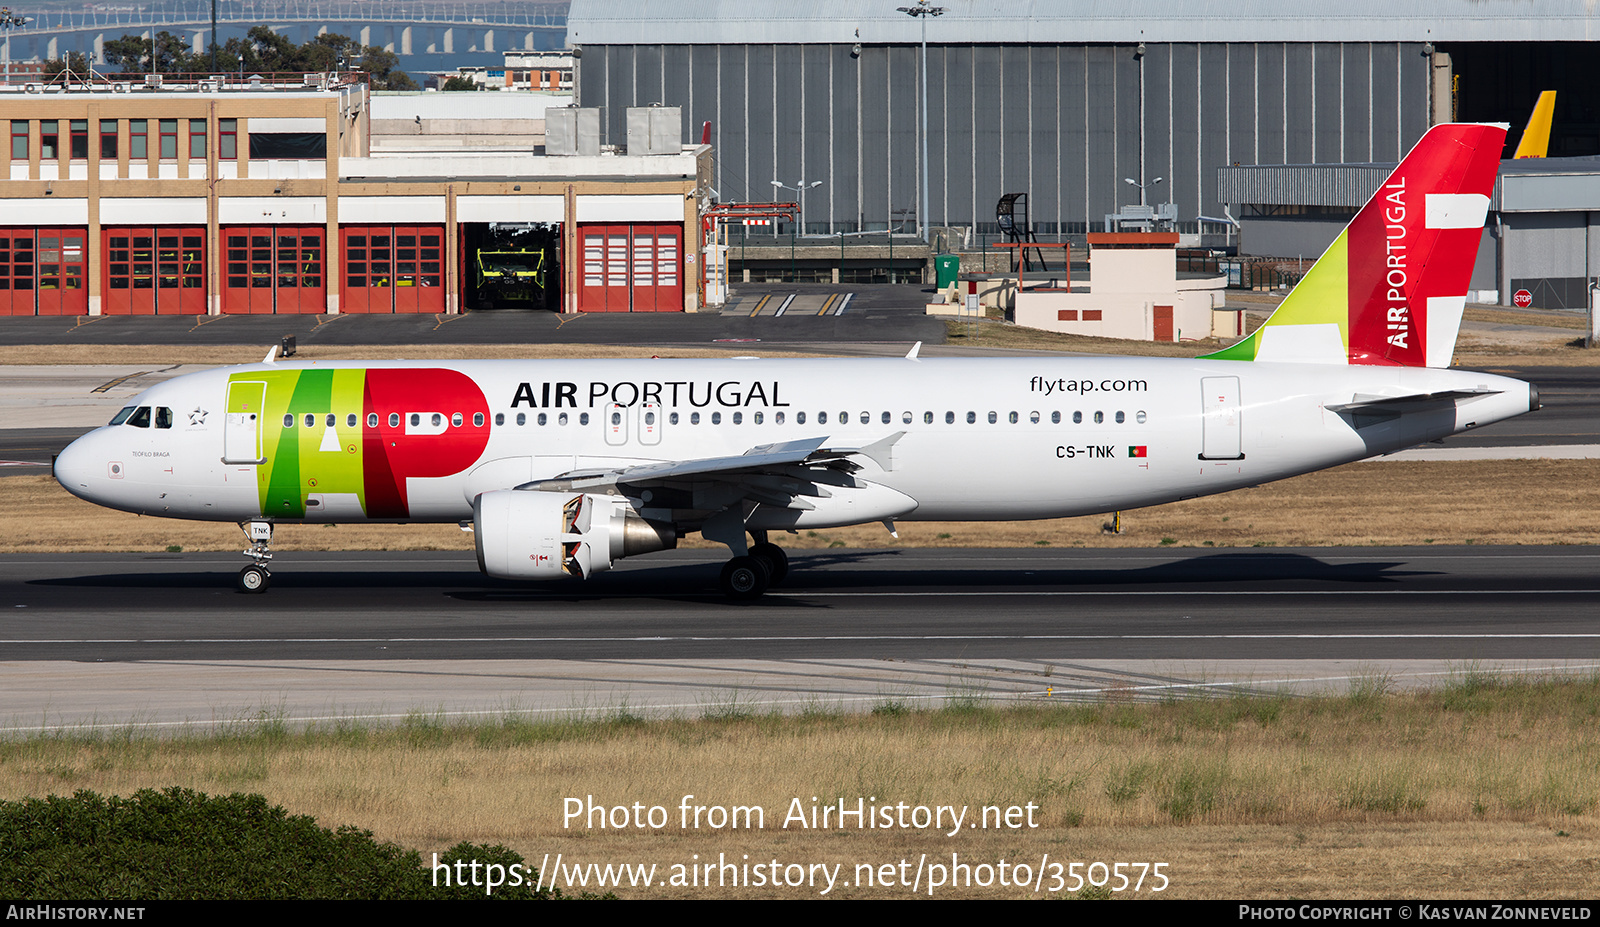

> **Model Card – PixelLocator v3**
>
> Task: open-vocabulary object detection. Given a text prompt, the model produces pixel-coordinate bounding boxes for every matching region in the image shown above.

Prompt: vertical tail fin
[1513,91,1556,159]
[1203,122,1506,368]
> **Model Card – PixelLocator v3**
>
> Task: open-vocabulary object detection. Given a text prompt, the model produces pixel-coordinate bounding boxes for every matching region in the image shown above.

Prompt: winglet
[1202,122,1505,369]
[262,345,279,364]
[1514,91,1556,159]
[855,431,906,472]
[906,341,922,360]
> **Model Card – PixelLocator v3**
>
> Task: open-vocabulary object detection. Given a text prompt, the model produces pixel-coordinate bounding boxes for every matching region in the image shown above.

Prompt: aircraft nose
[54,429,111,503]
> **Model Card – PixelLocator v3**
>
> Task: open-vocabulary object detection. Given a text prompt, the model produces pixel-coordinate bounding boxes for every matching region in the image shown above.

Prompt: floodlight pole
[898,1,945,243]
[0,8,29,88]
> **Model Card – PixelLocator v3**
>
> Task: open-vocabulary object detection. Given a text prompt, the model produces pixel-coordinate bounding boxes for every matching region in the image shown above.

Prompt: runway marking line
[10,633,1600,645]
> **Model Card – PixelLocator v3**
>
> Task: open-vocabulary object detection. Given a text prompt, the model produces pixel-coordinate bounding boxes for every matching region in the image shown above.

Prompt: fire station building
[0,75,708,316]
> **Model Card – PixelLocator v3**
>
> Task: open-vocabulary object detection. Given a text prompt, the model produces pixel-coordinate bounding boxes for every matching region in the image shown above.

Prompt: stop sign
[1513,289,1533,308]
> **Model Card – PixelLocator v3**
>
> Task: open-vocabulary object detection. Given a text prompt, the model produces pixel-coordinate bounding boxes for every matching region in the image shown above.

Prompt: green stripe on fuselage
[238,368,369,519]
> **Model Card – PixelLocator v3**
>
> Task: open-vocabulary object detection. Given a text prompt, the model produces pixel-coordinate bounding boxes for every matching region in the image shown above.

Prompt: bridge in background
[3,2,569,67]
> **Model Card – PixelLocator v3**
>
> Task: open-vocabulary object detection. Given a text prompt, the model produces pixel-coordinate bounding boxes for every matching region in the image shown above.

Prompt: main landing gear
[718,532,789,601]
[237,520,274,594]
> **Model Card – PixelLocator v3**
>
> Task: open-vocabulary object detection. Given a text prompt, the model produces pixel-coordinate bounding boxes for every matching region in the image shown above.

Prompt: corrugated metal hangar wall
[577,40,1432,233]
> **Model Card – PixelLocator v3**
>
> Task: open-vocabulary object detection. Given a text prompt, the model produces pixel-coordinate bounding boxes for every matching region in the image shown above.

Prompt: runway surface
[5,546,1599,732]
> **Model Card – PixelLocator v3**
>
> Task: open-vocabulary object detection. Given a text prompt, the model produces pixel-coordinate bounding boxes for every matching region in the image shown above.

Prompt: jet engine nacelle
[473,489,676,581]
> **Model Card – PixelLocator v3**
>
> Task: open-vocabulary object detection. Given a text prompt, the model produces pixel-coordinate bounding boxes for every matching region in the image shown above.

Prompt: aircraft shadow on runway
[24,550,1435,607]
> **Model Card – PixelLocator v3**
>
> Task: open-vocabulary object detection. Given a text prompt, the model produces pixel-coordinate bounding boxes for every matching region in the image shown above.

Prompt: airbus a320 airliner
[54,123,1537,599]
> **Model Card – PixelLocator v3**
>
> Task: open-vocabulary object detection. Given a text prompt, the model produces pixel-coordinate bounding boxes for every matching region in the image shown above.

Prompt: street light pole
[771,179,821,234]
[1123,176,1164,207]
[0,8,30,88]
[898,1,944,243]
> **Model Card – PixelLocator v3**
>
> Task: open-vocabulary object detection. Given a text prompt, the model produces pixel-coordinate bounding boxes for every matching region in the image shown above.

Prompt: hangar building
[568,0,1600,251]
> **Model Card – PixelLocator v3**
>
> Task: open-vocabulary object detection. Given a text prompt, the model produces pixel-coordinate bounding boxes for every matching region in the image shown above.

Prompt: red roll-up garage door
[0,229,88,316]
[35,230,88,316]
[341,225,445,313]
[0,231,37,316]
[102,227,205,315]
[222,226,325,314]
[579,223,681,312]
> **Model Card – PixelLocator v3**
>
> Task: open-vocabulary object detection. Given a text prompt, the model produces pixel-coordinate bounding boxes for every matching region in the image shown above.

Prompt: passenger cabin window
[369,413,379,427]
[283,414,294,428]
[389,413,400,427]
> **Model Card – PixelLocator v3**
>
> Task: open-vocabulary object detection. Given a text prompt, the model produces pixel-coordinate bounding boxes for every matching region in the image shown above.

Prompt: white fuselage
[53,356,1536,527]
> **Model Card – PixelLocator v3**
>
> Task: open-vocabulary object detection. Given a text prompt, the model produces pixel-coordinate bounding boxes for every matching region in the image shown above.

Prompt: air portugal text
[510,380,792,410]
[1384,176,1411,351]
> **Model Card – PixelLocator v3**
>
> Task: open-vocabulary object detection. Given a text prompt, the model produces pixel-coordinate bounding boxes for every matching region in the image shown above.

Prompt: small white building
[1012,234,1230,342]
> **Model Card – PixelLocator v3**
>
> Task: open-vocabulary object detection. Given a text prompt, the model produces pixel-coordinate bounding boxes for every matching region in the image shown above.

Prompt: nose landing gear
[237,520,274,593]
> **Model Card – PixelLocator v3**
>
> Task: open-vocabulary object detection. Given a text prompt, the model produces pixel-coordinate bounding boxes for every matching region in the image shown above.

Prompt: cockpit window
[109,406,136,426]
[127,406,152,428]
[154,407,173,429]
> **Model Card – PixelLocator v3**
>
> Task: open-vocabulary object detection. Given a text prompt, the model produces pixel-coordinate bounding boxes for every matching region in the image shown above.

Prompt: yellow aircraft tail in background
[1513,90,1557,158]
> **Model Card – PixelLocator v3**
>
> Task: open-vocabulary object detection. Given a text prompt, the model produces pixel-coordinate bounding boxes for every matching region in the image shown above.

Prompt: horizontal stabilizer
[1325,388,1500,412]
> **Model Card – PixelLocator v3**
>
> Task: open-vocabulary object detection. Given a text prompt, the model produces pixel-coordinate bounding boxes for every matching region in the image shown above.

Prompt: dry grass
[4,679,1599,898]
[945,318,1600,365]
[1463,306,1587,331]
[8,459,1599,554]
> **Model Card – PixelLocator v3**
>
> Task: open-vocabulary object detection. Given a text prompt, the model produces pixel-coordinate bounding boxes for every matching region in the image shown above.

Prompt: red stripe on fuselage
[359,368,493,518]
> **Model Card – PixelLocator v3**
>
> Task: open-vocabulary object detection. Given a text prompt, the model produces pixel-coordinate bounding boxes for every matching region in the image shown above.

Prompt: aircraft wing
[518,432,905,498]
